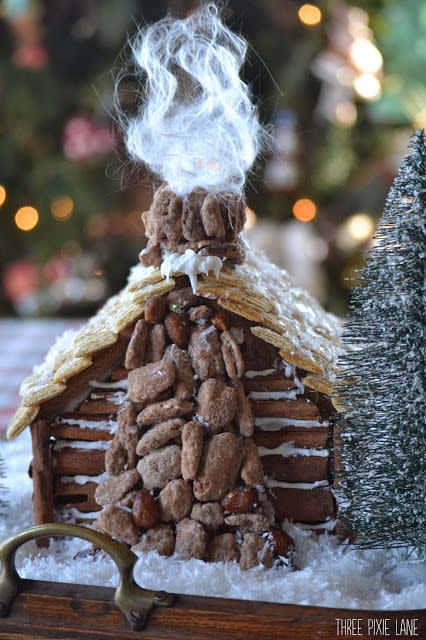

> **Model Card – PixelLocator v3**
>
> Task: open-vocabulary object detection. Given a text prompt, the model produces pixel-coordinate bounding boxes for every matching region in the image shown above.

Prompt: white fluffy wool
[121,3,265,196]
[0,430,425,610]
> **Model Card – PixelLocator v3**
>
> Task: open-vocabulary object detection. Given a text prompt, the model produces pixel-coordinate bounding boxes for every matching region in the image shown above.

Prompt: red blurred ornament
[63,115,113,162]
[13,43,48,70]
[2,259,39,304]
[43,256,69,283]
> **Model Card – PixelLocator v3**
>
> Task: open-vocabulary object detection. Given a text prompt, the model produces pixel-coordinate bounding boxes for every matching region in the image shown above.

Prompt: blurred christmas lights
[0,185,6,207]
[337,213,375,250]
[298,4,322,27]
[335,102,357,126]
[350,38,383,74]
[15,206,39,231]
[292,198,317,222]
[347,213,375,240]
[354,74,382,100]
[51,195,74,221]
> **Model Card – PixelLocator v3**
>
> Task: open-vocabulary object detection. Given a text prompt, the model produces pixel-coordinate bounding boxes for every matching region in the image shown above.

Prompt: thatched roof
[7,245,341,440]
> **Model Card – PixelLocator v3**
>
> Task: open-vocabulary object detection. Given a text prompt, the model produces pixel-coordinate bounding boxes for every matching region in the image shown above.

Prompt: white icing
[267,479,329,489]
[59,508,102,519]
[194,414,209,428]
[294,376,305,394]
[295,519,337,531]
[91,391,126,404]
[258,444,329,458]
[244,369,277,379]
[249,390,298,401]
[255,418,327,430]
[53,439,110,451]
[60,472,108,485]
[283,361,295,378]
[54,418,115,432]
[89,379,128,390]
[160,248,223,293]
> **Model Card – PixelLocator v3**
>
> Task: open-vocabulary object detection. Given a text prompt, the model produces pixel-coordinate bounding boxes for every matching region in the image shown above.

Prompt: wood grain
[242,378,297,392]
[52,448,105,476]
[254,426,331,450]
[30,420,54,532]
[51,421,114,442]
[260,455,329,483]
[76,398,119,415]
[54,480,99,512]
[252,399,319,419]
[0,579,423,640]
[269,487,336,523]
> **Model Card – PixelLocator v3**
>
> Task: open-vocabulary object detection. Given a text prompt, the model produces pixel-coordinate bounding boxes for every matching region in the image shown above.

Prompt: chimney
[140,185,247,269]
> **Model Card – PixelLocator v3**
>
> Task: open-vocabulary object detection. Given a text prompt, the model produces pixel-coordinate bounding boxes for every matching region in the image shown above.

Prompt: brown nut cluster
[90,287,306,568]
[140,185,246,268]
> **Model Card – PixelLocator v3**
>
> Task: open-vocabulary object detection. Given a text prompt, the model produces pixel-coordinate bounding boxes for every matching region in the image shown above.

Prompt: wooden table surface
[0,578,424,640]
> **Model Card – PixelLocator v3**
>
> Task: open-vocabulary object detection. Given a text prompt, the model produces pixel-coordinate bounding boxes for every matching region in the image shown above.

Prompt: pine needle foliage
[335,129,426,557]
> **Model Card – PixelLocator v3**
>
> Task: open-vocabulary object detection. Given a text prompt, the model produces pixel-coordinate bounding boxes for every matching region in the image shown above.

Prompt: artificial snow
[0,431,424,611]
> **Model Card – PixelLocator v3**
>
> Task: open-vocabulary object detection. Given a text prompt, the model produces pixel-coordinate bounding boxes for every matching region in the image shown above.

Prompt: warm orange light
[15,206,39,231]
[298,4,322,26]
[244,207,257,230]
[51,195,74,221]
[292,198,317,222]
[0,185,6,207]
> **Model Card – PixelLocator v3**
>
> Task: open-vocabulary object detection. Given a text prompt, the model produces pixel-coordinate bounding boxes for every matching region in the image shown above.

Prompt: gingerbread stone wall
[42,278,336,569]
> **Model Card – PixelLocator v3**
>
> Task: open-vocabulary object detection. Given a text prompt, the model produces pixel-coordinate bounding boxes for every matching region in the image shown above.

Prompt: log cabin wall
[32,304,336,532]
[44,374,335,530]
[49,374,127,524]
[245,370,336,527]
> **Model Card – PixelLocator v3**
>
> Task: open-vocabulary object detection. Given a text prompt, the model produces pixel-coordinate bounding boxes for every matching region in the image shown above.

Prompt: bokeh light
[292,198,317,222]
[354,74,381,100]
[350,39,383,74]
[15,206,39,231]
[335,102,357,127]
[347,213,375,241]
[298,4,322,26]
[0,185,6,207]
[51,195,74,221]
[244,207,257,230]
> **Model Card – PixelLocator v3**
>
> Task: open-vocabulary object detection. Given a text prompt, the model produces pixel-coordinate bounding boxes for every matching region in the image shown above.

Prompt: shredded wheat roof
[7,246,341,440]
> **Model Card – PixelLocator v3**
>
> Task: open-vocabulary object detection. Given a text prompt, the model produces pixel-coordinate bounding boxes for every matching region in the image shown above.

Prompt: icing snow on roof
[7,244,341,440]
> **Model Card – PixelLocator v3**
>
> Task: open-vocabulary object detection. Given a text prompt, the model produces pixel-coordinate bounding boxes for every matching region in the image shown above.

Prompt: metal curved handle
[0,522,173,630]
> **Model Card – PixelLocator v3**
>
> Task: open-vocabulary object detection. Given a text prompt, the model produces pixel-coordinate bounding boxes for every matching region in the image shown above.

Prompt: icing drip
[90,391,126,404]
[59,508,102,520]
[244,369,277,378]
[54,418,115,431]
[60,472,108,485]
[257,444,329,458]
[283,362,295,378]
[160,249,223,292]
[267,479,329,489]
[295,519,337,531]
[255,418,328,430]
[248,390,298,401]
[89,379,128,390]
[53,439,110,451]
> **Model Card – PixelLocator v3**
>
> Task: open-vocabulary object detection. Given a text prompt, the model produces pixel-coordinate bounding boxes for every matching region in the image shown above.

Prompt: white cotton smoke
[122,3,265,196]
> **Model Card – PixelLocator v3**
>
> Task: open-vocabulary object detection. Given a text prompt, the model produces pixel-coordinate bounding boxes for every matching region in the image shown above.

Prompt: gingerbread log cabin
[7,185,341,570]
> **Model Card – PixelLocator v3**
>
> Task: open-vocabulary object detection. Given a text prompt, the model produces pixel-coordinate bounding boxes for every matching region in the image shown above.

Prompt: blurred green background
[0,0,424,317]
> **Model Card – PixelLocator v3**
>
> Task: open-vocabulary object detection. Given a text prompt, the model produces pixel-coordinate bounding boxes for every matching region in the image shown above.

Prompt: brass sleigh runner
[0,524,424,640]
[0,523,174,631]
